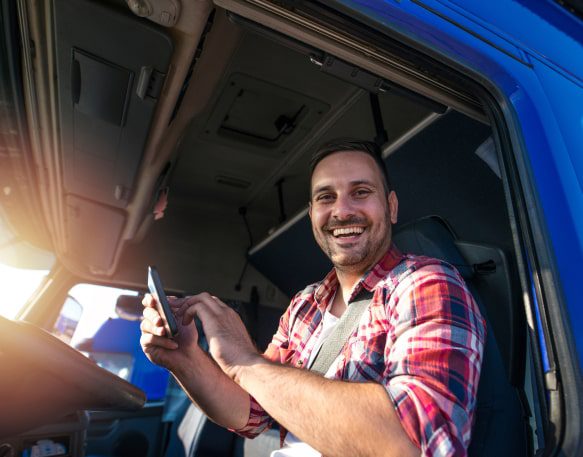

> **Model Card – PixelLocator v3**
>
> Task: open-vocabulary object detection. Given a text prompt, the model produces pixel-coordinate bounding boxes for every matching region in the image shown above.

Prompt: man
[140,139,485,456]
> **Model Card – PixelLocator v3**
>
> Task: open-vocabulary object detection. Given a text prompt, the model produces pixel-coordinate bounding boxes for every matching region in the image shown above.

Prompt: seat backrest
[393,216,529,457]
[233,427,280,457]
[163,392,241,457]
[91,318,170,400]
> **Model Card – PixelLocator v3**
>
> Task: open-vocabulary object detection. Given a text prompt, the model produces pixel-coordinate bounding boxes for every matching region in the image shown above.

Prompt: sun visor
[248,209,332,297]
[54,0,173,208]
[65,196,126,274]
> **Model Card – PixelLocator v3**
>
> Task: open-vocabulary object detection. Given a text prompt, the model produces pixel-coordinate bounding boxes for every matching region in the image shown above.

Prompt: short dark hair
[309,138,393,193]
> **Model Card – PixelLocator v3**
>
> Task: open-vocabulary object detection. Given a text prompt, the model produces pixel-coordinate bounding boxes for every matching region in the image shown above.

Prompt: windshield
[0,213,55,318]
[0,262,50,318]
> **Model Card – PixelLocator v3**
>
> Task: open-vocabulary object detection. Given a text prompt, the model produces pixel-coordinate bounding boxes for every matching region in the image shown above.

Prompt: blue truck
[0,0,581,455]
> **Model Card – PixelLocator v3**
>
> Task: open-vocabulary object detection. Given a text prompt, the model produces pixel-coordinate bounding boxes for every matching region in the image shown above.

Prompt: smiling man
[140,139,485,457]
[308,140,398,317]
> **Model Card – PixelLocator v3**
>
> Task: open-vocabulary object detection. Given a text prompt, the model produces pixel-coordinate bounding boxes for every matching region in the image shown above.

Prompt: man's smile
[331,226,365,238]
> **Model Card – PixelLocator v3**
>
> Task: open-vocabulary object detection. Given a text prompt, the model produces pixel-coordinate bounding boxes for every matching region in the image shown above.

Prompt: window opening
[52,283,169,401]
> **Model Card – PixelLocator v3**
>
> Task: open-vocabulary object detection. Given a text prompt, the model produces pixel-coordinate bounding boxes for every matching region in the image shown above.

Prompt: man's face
[309,150,398,275]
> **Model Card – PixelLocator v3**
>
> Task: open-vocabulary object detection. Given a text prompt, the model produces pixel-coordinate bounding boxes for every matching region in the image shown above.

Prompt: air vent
[215,174,251,189]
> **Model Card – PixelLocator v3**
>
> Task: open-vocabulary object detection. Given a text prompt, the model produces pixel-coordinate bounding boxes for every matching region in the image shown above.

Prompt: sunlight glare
[0,263,48,319]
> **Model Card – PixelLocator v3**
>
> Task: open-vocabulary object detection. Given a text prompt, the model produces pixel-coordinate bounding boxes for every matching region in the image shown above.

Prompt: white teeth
[332,227,364,237]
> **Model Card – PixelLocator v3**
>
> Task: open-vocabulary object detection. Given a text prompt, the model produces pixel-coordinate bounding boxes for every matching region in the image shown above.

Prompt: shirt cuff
[230,394,273,438]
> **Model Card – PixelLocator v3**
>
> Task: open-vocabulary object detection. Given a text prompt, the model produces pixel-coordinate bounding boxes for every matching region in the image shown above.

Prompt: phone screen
[147,266,179,337]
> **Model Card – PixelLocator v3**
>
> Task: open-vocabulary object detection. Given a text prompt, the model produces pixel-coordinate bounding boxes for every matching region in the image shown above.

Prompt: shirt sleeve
[231,298,294,438]
[383,264,485,457]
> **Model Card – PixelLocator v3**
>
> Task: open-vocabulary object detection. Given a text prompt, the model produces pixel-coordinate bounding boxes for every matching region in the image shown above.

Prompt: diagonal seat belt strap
[308,290,374,375]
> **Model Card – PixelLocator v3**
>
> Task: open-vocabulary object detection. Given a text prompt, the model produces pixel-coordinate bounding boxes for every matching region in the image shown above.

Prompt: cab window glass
[65,283,138,347]
[0,218,55,319]
[52,283,169,401]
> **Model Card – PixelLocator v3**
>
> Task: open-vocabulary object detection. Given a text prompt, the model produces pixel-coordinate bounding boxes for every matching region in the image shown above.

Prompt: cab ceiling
[170,14,431,232]
[23,0,434,281]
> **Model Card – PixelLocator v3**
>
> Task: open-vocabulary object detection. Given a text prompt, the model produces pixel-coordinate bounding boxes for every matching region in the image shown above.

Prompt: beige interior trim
[123,1,215,238]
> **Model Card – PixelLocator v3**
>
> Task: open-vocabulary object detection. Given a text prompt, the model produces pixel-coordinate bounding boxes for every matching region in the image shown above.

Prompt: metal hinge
[136,66,166,100]
[544,369,559,391]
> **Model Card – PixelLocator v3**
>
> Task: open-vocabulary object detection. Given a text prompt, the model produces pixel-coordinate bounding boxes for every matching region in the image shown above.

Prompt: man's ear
[308,201,312,220]
[388,191,398,225]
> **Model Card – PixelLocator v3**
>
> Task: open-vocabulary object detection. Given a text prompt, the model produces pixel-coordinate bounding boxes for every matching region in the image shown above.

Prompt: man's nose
[331,194,355,220]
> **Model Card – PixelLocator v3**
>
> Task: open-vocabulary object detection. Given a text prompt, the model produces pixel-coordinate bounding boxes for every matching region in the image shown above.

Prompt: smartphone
[147,266,179,337]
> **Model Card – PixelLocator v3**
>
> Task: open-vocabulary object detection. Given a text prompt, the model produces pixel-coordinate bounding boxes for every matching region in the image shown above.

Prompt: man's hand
[140,293,254,431]
[174,293,262,382]
[140,294,202,371]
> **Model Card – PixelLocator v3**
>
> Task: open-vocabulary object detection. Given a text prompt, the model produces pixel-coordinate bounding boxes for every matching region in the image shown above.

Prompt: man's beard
[316,215,391,273]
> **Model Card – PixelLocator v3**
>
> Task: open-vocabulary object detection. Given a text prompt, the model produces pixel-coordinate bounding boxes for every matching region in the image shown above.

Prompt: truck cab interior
[0,0,566,456]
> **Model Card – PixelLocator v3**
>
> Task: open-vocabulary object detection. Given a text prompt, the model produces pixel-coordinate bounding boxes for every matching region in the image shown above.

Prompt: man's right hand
[139,294,253,431]
[140,294,201,371]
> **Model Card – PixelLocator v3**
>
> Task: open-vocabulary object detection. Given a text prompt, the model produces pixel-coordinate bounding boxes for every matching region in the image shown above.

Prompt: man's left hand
[174,293,262,382]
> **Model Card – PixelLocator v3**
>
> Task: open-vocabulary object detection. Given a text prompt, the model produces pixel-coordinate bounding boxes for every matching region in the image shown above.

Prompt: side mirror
[53,295,83,344]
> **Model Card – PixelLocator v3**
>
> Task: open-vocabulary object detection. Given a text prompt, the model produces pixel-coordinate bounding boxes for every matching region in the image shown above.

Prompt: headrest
[393,216,474,279]
[115,294,143,321]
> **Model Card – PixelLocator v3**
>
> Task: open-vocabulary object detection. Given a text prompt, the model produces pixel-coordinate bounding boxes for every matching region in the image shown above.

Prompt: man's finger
[143,306,163,326]
[181,302,202,326]
[180,300,213,327]
[140,316,166,336]
[169,296,188,312]
[142,293,155,308]
[140,333,178,351]
[175,292,224,318]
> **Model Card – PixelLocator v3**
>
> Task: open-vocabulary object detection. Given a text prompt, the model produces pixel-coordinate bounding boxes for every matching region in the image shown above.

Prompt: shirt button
[297,360,303,367]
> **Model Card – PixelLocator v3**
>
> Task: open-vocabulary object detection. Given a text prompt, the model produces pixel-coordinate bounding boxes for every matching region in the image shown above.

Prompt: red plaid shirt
[236,244,485,456]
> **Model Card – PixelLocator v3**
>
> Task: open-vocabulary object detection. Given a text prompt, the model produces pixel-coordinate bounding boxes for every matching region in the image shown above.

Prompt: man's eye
[354,189,371,197]
[316,194,334,202]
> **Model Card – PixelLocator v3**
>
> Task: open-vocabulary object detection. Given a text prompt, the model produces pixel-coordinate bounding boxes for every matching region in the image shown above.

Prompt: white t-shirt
[270,310,339,457]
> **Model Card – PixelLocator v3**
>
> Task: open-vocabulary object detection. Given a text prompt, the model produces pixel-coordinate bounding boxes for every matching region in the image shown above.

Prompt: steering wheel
[0,316,146,439]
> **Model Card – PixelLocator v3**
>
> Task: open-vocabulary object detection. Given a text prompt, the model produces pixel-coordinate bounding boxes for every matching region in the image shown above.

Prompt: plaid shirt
[236,244,485,456]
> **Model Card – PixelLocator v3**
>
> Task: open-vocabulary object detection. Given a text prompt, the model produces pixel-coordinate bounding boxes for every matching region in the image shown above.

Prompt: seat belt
[308,290,374,375]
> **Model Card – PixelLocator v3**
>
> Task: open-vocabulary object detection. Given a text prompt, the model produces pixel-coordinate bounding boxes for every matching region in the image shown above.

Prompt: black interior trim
[556,0,583,19]
[280,0,484,111]
[0,0,48,249]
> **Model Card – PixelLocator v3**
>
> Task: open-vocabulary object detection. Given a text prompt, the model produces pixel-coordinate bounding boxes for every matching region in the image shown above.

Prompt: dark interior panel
[249,210,332,297]
[386,111,507,251]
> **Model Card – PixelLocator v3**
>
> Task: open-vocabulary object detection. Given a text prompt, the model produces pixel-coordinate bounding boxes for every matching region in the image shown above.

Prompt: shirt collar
[313,243,404,311]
